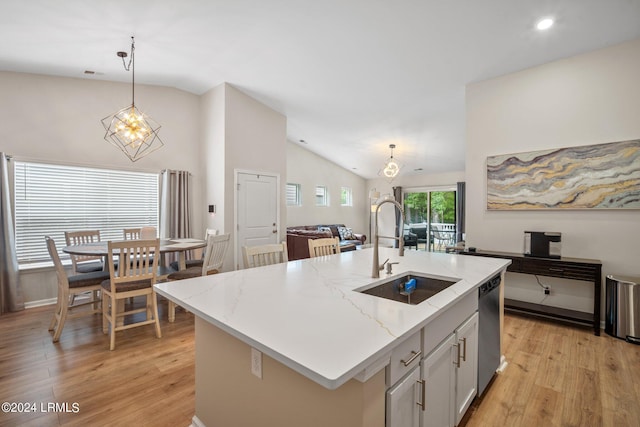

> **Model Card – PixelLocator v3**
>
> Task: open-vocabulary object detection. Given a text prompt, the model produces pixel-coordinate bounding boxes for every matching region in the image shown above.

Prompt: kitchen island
[155,247,510,427]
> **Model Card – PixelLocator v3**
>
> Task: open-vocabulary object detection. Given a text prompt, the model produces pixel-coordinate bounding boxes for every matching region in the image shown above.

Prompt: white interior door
[236,171,279,269]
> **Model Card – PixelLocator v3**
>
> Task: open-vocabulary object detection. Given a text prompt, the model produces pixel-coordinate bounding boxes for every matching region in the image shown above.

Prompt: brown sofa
[286,224,366,260]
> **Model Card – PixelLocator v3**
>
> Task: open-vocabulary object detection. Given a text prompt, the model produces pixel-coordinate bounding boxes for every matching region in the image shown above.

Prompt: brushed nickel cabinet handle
[455,343,461,368]
[461,337,467,362]
[416,379,426,411]
[400,350,421,367]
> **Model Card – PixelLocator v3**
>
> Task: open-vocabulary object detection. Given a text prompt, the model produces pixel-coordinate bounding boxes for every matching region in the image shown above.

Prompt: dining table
[62,237,207,272]
[62,238,207,279]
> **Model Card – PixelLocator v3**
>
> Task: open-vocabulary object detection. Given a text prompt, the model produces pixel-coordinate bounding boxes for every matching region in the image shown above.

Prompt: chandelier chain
[118,37,135,105]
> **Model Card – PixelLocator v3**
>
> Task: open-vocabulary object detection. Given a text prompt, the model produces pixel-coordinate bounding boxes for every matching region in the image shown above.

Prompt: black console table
[460,250,602,335]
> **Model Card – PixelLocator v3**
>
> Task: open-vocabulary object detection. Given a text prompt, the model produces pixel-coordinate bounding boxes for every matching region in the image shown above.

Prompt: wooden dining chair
[123,228,141,240]
[101,238,162,350]
[140,226,157,239]
[165,233,231,322]
[242,242,288,269]
[64,230,104,273]
[308,237,341,258]
[169,228,219,271]
[45,236,109,342]
[122,227,161,274]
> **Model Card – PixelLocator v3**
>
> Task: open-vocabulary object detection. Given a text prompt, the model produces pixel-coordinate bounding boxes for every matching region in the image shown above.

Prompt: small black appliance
[523,231,561,259]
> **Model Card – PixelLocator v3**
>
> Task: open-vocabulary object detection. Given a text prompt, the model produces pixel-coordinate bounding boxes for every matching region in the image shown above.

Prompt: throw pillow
[317,226,332,234]
[337,226,356,240]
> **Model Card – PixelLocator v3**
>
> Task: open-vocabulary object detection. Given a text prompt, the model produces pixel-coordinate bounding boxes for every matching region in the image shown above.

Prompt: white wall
[287,142,367,236]
[0,71,201,175]
[200,83,287,270]
[200,84,226,236]
[466,38,640,312]
[0,71,202,305]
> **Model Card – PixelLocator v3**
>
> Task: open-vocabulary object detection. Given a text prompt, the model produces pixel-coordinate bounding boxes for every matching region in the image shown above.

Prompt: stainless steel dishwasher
[478,274,501,396]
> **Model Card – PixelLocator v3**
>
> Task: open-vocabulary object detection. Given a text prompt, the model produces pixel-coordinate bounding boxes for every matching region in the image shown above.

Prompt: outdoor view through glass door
[403,188,456,252]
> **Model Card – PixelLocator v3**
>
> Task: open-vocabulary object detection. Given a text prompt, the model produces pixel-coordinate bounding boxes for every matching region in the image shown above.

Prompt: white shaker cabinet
[421,333,456,427]
[386,365,422,427]
[420,311,479,427]
[454,312,478,425]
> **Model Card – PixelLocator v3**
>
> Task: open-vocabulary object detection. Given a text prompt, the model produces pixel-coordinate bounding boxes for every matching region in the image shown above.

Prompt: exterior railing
[405,222,456,251]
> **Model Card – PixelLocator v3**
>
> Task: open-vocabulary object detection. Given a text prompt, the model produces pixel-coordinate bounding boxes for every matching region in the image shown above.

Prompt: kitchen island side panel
[194,317,386,427]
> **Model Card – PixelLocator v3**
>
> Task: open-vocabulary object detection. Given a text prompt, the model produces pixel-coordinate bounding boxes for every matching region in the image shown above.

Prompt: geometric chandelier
[101,36,164,162]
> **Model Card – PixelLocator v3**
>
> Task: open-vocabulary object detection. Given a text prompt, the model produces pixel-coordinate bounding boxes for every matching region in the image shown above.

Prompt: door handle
[272,229,277,234]
[461,337,467,362]
[416,379,426,411]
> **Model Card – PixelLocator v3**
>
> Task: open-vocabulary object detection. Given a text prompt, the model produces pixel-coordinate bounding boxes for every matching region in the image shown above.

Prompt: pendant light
[101,36,164,162]
[379,144,401,182]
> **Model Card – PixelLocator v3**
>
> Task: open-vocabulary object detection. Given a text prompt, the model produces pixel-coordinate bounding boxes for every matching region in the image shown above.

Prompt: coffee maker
[524,231,561,259]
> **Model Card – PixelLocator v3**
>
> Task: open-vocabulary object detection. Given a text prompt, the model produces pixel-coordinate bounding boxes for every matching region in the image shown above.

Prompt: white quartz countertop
[155,247,510,389]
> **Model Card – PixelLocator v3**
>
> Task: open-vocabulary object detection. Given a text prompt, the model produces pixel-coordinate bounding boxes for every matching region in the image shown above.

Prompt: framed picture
[487,139,640,210]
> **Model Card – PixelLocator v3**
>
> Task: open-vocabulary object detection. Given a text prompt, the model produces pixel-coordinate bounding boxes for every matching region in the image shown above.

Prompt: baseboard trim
[497,355,508,373]
[191,415,206,427]
[25,298,57,309]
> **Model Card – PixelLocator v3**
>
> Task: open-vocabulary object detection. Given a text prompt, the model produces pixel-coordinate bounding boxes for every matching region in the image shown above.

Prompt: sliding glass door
[403,187,456,252]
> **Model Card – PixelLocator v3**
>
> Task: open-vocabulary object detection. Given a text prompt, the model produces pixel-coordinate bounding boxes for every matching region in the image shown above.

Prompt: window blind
[286,183,301,206]
[315,186,328,206]
[14,161,159,264]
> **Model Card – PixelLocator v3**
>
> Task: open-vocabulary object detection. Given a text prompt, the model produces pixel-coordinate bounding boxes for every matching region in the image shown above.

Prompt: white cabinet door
[387,366,421,427]
[421,333,456,427]
[454,312,478,426]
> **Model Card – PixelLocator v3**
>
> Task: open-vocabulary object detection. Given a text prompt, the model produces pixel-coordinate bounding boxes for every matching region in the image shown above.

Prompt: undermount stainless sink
[357,273,460,305]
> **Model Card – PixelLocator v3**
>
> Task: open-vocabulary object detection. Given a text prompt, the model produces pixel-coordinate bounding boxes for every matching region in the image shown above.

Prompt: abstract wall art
[487,139,640,210]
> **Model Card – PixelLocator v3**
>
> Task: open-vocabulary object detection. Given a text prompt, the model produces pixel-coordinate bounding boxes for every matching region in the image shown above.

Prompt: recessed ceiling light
[299,139,307,145]
[536,18,554,31]
[84,70,96,74]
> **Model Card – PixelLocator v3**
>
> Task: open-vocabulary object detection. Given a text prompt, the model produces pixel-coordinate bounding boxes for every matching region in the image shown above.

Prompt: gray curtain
[1,153,24,314]
[160,170,192,262]
[456,181,466,243]
[393,186,402,248]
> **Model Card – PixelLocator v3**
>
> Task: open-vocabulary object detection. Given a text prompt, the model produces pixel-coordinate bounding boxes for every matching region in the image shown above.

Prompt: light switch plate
[251,348,262,379]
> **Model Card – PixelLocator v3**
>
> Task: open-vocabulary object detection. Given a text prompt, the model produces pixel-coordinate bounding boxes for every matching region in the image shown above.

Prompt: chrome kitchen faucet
[371,197,405,278]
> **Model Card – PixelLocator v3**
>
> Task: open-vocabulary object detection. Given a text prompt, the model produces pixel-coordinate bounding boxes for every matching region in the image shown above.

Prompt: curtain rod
[161,169,192,175]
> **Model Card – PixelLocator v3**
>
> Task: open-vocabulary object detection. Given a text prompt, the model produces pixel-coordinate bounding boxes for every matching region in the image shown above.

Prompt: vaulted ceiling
[2,0,639,178]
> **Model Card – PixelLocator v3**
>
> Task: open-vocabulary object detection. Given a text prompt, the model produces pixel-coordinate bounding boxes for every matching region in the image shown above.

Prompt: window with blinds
[315,185,328,206]
[14,161,159,265]
[286,183,301,206]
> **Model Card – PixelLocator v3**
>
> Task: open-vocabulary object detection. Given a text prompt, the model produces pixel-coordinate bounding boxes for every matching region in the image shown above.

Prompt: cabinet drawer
[423,291,477,357]
[387,330,421,386]
[520,258,597,281]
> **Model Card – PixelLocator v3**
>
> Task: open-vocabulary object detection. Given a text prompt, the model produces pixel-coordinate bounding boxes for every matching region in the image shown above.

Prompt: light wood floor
[463,315,640,427]
[0,300,195,427]
[1,303,639,426]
